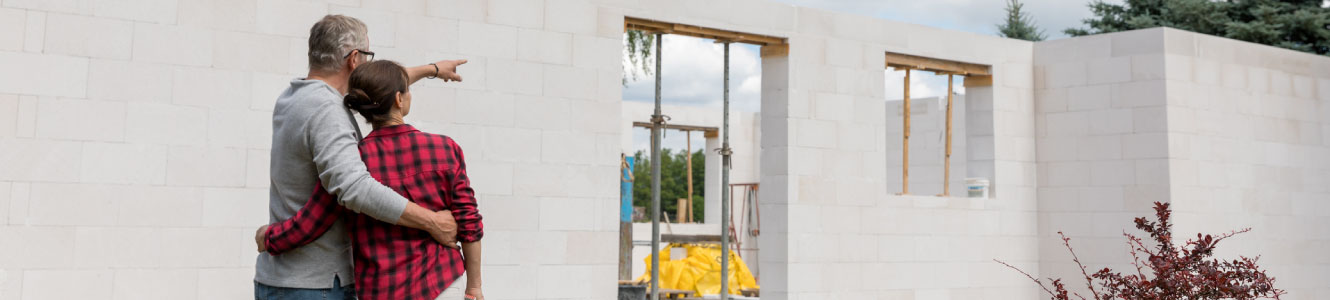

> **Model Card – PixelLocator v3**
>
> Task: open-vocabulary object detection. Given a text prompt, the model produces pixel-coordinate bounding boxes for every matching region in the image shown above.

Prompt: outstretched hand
[433,59,467,82]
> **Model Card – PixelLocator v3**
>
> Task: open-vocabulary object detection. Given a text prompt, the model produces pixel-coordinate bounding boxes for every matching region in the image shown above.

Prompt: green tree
[997,0,1048,41]
[630,149,705,222]
[1066,0,1330,56]
[624,30,655,84]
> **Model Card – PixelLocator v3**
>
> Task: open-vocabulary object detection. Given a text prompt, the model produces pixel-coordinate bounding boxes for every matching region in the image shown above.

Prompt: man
[253,15,468,300]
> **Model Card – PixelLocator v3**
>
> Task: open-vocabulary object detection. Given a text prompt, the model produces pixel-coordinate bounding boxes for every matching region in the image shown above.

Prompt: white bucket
[966,178,989,198]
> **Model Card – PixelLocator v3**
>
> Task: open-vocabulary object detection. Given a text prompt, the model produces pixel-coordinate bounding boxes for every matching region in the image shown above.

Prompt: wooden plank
[963,75,993,87]
[631,122,719,134]
[886,52,991,76]
[902,69,910,195]
[661,234,722,243]
[625,16,787,46]
[760,44,789,58]
[941,75,953,197]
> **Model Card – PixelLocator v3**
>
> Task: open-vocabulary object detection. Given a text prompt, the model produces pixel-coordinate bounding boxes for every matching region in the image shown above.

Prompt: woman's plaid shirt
[264,124,483,300]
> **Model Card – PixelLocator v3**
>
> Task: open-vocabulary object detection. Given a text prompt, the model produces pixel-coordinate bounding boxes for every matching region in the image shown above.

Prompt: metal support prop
[649,32,663,300]
[720,41,733,300]
[686,132,693,223]
[941,74,954,197]
[902,69,911,194]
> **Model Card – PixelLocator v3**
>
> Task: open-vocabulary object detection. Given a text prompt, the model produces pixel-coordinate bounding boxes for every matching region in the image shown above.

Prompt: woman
[260,60,484,300]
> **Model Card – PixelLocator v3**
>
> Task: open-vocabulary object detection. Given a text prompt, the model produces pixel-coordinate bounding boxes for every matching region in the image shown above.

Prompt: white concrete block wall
[1157,28,1330,300]
[6,0,1328,299]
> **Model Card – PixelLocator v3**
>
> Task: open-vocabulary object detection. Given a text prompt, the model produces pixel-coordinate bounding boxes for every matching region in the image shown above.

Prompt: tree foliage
[630,149,705,222]
[998,202,1285,300]
[624,30,656,84]
[1066,0,1330,56]
[997,0,1048,41]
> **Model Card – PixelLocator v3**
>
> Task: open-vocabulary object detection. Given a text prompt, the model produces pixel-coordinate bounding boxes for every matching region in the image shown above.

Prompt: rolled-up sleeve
[445,138,483,242]
[305,104,409,224]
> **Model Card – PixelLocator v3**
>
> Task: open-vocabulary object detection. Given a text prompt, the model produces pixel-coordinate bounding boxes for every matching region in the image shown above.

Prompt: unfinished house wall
[1033,28,1174,289]
[1159,29,1330,300]
[886,95,970,196]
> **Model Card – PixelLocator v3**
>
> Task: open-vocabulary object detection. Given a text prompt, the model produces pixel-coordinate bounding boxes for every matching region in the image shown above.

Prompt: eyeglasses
[345,49,375,62]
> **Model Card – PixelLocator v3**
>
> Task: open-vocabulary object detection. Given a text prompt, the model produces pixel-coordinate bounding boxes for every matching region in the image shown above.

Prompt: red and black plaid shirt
[264,124,483,300]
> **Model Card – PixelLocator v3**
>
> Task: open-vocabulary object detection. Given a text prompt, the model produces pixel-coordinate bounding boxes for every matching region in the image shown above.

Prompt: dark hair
[344,60,409,125]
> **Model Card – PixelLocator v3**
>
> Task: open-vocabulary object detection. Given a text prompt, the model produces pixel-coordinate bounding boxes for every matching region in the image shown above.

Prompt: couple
[253,15,484,300]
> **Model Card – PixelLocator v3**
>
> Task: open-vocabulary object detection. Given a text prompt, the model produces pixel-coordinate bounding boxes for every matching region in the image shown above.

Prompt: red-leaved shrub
[997,202,1286,299]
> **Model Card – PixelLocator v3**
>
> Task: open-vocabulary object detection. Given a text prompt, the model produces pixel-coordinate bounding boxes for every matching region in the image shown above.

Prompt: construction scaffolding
[625,16,787,300]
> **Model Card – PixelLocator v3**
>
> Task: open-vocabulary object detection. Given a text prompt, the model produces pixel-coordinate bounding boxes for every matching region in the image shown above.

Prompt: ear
[345,51,359,71]
[394,91,404,109]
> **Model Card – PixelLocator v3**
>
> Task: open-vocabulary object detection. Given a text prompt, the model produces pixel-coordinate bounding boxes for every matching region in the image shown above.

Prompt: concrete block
[1087,57,1131,84]
[426,0,486,22]
[0,8,23,51]
[543,65,597,100]
[541,130,596,164]
[113,186,202,227]
[1089,160,1135,187]
[482,126,540,162]
[134,23,213,67]
[197,268,253,300]
[1066,85,1111,111]
[1112,80,1166,108]
[1088,109,1133,135]
[6,184,29,225]
[1269,70,1292,97]
[201,187,266,227]
[2,0,92,14]
[166,146,247,187]
[1122,133,1168,159]
[453,89,515,126]
[485,58,543,96]
[0,139,82,182]
[245,149,267,188]
[157,228,239,267]
[1132,106,1167,133]
[92,0,176,23]
[212,31,290,73]
[327,6,395,47]
[35,98,125,142]
[1163,54,1192,81]
[536,265,608,299]
[572,35,619,71]
[0,183,8,224]
[513,95,569,131]
[1076,135,1122,160]
[254,0,327,37]
[245,109,272,149]
[80,142,167,185]
[458,21,517,59]
[813,92,854,122]
[0,95,15,138]
[825,39,863,68]
[1247,67,1270,95]
[206,109,247,148]
[1045,162,1089,187]
[125,102,207,146]
[178,0,257,31]
[794,119,837,149]
[87,59,174,103]
[0,52,87,98]
[544,0,597,35]
[23,270,112,300]
[23,11,44,52]
[1043,62,1087,88]
[28,183,127,226]
[538,197,595,231]
[395,15,458,53]
[1044,111,1089,137]
[1130,54,1166,80]
[488,0,544,29]
[172,67,251,109]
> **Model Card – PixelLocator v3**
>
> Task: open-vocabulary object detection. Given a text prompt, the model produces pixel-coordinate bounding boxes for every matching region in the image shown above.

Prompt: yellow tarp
[634,243,760,296]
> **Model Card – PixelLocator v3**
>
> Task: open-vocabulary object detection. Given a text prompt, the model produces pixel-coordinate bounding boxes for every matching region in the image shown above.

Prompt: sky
[621,0,1119,153]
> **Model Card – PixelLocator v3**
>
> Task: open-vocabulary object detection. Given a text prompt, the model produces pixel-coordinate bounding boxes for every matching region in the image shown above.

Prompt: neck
[307,70,350,94]
[372,115,406,130]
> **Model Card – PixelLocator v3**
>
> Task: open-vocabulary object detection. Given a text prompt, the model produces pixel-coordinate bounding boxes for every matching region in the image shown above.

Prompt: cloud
[622,35,763,112]
[770,0,1116,39]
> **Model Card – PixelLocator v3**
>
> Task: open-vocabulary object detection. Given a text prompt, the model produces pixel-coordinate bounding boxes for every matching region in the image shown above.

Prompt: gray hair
[308,15,369,73]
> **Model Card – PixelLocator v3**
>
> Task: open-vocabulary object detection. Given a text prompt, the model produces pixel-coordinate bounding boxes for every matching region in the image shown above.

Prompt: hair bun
[345,88,373,109]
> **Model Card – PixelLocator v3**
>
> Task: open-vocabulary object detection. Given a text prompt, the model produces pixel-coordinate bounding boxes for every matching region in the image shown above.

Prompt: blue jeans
[255,275,356,300]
